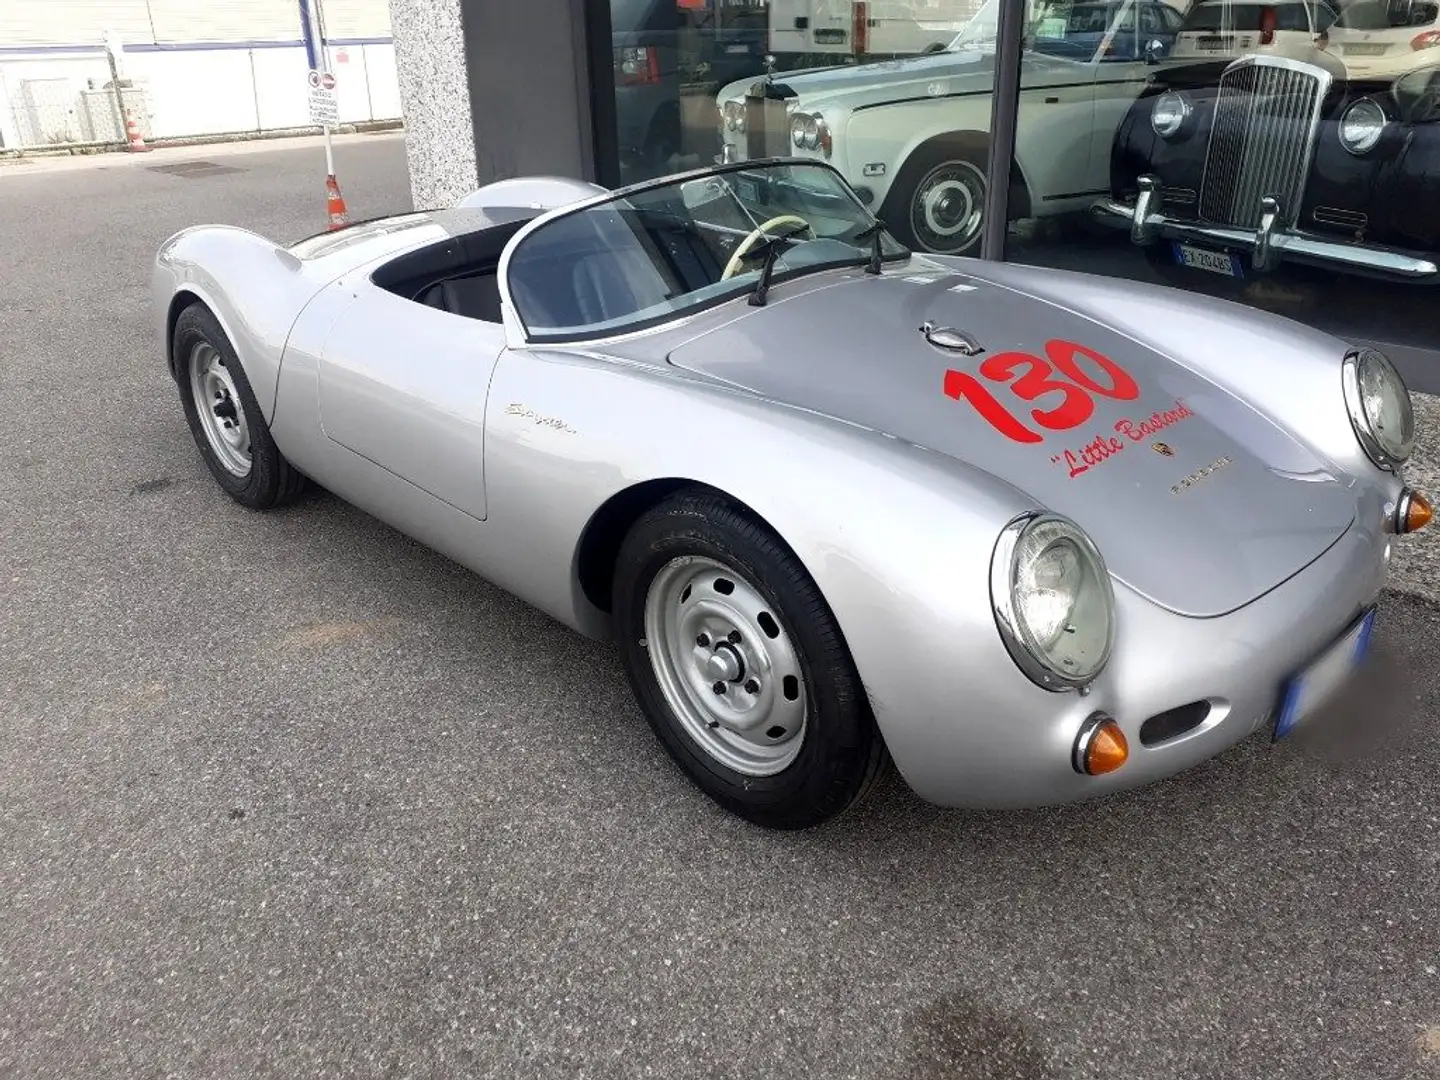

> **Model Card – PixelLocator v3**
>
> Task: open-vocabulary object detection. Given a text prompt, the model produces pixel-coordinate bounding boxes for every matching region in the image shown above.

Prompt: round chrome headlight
[1150,91,1191,138]
[1343,347,1416,469]
[790,112,819,150]
[1339,98,1386,155]
[990,513,1115,691]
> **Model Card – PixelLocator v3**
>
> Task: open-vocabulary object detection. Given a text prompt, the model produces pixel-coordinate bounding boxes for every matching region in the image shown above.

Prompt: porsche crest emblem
[1152,442,1175,457]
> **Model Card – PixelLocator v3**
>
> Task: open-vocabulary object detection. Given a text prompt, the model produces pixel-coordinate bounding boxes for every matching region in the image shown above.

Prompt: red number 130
[942,339,1140,444]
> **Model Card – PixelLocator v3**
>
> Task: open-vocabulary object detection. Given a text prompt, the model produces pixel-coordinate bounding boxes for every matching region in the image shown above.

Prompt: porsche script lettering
[1047,398,1194,479]
[1171,456,1233,495]
[506,403,576,434]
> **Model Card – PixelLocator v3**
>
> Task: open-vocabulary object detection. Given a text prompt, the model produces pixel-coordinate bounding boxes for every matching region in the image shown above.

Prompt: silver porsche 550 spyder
[152,158,1430,830]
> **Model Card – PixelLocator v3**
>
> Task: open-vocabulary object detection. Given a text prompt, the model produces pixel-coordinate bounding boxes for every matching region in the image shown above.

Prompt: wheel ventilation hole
[680,584,692,603]
[783,676,799,701]
[766,725,786,739]
[757,611,780,639]
[713,578,735,595]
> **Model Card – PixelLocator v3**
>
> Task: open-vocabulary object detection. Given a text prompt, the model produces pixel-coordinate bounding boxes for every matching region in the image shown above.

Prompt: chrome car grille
[1198,58,1331,230]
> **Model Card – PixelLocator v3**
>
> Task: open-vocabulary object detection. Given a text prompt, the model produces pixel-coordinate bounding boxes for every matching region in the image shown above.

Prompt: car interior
[370,212,538,324]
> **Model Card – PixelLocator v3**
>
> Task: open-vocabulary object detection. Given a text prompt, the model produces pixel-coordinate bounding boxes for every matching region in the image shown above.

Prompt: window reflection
[1005,0,1438,358]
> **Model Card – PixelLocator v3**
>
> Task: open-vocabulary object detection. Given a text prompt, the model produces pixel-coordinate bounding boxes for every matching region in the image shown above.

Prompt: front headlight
[786,111,831,155]
[990,513,1115,692]
[722,100,745,133]
[790,112,818,149]
[1339,98,1386,155]
[1150,91,1191,138]
[1343,347,1416,469]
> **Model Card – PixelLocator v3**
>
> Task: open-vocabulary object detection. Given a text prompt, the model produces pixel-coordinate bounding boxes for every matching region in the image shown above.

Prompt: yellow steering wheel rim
[721,214,813,281]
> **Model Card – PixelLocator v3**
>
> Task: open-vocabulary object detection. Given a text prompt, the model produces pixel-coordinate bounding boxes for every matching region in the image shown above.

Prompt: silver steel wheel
[188,341,251,478]
[643,555,809,777]
[910,158,986,253]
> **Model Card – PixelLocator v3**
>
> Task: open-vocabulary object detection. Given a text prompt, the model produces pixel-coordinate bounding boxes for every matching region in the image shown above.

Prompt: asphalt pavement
[3,133,1440,1080]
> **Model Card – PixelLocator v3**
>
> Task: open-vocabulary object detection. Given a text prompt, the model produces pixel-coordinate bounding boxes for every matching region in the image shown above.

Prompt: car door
[1017,0,1110,200]
[315,280,505,521]
[1086,0,1156,183]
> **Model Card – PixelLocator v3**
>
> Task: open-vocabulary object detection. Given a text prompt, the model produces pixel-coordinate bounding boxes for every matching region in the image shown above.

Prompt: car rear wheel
[613,489,888,830]
[884,143,989,257]
[173,302,306,509]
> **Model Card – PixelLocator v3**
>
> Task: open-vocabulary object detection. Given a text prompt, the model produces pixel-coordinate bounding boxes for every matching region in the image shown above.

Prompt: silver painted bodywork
[151,165,1410,810]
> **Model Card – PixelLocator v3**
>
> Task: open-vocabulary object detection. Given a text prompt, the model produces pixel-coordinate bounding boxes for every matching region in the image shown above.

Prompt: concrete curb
[0,120,403,161]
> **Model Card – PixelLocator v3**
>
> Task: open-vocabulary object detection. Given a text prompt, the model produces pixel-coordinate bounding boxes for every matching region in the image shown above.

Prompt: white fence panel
[123,49,260,139]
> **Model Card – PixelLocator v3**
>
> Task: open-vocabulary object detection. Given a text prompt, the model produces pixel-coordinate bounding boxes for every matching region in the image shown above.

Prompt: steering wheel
[721,214,814,280]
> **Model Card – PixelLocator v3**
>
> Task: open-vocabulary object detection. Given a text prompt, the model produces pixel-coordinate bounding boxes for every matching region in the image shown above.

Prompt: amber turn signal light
[1399,490,1433,534]
[1073,715,1129,776]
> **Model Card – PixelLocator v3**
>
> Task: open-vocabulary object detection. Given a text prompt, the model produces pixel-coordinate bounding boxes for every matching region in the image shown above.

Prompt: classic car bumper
[888,479,1406,809]
[1093,175,1440,283]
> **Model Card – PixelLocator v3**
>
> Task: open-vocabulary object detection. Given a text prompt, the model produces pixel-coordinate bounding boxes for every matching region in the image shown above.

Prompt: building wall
[0,1,393,45]
[0,0,399,149]
[388,0,475,209]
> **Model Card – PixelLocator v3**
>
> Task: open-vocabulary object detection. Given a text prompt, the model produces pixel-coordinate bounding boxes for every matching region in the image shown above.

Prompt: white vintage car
[715,0,1183,254]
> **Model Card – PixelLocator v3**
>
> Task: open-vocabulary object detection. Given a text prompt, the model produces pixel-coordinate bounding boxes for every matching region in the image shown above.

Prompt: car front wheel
[613,490,888,830]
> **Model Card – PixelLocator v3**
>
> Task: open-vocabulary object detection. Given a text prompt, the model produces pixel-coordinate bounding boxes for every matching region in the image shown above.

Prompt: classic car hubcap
[911,160,986,253]
[643,555,808,776]
[189,341,251,477]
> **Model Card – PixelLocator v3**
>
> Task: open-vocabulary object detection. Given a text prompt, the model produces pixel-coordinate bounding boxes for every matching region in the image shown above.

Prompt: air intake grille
[1199,59,1329,230]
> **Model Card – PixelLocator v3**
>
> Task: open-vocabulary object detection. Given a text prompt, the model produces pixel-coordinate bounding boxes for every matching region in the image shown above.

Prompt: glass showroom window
[1002,0,1440,359]
[606,0,1009,259]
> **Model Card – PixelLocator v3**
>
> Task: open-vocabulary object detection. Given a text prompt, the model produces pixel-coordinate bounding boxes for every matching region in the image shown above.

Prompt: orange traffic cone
[123,109,149,153]
[325,174,350,230]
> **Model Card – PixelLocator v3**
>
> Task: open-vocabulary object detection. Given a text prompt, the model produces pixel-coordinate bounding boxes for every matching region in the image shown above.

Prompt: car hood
[719,49,993,109]
[719,50,1097,110]
[665,266,1356,618]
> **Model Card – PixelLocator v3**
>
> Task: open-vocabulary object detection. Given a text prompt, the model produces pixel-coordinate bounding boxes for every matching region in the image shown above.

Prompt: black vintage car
[1092,53,1440,287]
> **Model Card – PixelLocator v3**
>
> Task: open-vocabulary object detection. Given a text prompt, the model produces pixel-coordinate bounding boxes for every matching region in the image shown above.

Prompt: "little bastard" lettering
[1049,399,1194,479]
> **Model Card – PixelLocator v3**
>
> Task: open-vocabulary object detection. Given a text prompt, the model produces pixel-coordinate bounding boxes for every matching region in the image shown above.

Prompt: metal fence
[5,67,150,148]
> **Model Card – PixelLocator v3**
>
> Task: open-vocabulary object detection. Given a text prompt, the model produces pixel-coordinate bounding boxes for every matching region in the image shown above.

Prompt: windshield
[946,0,1141,53]
[1336,0,1438,27]
[504,162,909,342]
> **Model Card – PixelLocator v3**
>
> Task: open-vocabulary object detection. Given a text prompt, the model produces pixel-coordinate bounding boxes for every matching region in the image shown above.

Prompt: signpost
[299,0,348,227]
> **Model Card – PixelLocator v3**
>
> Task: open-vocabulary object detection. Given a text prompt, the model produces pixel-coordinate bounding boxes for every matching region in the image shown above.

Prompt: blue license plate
[1173,241,1243,278]
[1274,608,1376,739]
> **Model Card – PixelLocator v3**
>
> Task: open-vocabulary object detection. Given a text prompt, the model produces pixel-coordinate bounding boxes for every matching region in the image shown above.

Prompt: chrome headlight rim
[1339,97,1387,156]
[989,511,1116,693]
[1150,90,1192,139]
[786,111,830,154]
[1342,347,1416,471]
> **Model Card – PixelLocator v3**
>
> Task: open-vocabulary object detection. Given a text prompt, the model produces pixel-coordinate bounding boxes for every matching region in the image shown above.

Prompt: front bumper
[1093,175,1440,284]
[887,480,1404,809]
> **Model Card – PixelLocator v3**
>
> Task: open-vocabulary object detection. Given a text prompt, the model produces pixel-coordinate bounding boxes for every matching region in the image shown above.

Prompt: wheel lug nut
[712,681,726,695]
[696,633,710,648]
[728,630,742,644]
[744,679,759,694]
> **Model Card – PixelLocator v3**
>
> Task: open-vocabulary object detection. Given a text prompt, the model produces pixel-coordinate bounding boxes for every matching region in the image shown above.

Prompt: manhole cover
[146,161,244,177]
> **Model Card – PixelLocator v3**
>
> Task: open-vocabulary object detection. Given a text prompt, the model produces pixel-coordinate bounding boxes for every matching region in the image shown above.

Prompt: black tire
[172,302,306,510]
[613,489,889,830]
[881,140,990,257]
